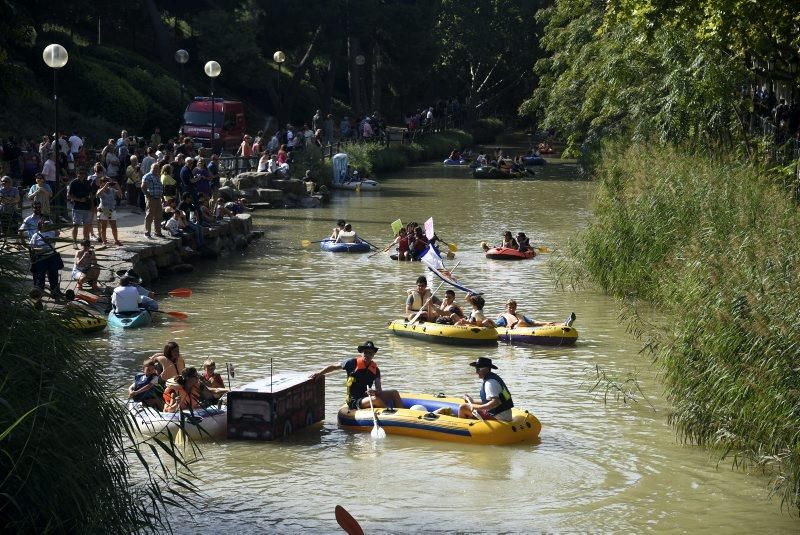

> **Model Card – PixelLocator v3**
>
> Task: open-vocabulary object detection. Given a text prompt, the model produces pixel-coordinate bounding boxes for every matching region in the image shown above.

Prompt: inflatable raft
[60,313,108,334]
[108,308,151,329]
[128,401,227,441]
[472,166,527,179]
[522,155,546,166]
[497,324,578,346]
[337,393,541,445]
[485,247,535,260]
[387,319,498,346]
[443,158,468,165]
[332,179,381,191]
[320,238,372,253]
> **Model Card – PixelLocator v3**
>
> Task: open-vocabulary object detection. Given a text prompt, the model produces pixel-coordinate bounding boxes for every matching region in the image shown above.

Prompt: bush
[469,117,504,144]
[568,141,800,510]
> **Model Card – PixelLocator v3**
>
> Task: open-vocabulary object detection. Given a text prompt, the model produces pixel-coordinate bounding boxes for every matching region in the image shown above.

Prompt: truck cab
[180,97,246,153]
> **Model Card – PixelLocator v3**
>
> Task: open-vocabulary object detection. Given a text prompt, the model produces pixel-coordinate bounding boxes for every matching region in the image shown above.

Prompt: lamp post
[204,61,221,154]
[43,44,68,195]
[354,54,365,117]
[273,50,285,123]
[175,49,189,120]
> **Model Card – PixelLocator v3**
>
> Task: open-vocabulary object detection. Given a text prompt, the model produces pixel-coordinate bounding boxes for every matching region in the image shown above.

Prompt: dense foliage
[0,0,544,139]
[566,142,800,510]
[524,0,800,155]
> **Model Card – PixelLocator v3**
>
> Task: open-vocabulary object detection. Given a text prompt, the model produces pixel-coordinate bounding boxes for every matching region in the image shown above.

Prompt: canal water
[101,160,797,533]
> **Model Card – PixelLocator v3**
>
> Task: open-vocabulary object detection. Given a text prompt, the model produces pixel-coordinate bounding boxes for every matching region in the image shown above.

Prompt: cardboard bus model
[227,373,325,440]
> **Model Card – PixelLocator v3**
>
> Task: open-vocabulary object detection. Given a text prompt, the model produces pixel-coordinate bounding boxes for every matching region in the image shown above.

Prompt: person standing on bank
[141,162,164,238]
[310,341,404,410]
[457,357,514,422]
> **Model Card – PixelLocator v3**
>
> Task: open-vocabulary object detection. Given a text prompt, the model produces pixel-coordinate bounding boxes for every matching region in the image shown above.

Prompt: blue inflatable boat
[320,238,371,253]
[522,155,546,166]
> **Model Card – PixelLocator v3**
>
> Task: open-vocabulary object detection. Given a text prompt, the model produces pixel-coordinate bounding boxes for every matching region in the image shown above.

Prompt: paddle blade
[77,293,99,303]
[536,246,551,253]
[371,425,387,439]
[165,311,189,320]
[301,240,312,247]
[335,505,364,535]
[447,242,458,252]
[168,288,192,298]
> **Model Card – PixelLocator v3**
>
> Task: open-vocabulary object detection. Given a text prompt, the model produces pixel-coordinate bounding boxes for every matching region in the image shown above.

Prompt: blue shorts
[72,208,91,225]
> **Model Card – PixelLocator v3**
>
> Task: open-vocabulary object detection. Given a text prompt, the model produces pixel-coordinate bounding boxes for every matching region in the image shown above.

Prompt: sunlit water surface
[95,160,797,533]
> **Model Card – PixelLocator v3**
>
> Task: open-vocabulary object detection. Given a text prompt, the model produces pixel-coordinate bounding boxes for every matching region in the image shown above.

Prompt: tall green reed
[568,141,800,511]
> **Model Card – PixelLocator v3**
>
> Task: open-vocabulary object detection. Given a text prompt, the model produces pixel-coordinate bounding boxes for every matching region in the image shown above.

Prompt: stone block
[257,188,283,203]
[240,187,260,203]
[272,179,306,196]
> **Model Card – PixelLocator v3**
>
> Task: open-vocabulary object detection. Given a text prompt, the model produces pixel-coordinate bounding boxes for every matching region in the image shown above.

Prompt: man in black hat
[122,269,158,311]
[311,341,403,410]
[458,357,514,422]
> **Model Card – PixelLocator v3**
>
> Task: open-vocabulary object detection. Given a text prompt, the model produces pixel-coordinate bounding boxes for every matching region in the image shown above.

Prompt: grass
[564,141,800,511]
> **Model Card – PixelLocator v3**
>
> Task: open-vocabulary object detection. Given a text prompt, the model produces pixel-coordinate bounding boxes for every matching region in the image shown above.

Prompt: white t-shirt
[112,286,142,313]
[42,159,56,183]
[337,230,356,243]
[470,309,486,323]
[484,379,512,422]
[165,217,182,236]
[68,135,83,153]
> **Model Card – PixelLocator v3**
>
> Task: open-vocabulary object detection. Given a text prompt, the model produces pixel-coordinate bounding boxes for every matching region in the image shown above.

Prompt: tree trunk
[142,0,172,65]
[371,42,381,115]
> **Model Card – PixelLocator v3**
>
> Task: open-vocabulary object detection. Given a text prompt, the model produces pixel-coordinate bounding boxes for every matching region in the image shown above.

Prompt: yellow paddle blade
[448,242,458,252]
[536,246,551,253]
[301,240,312,247]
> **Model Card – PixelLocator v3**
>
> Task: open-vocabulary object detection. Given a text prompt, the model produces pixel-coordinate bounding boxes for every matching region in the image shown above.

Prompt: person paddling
[457,357,514,422]
[310,341,403,410]
[405,275,440,322]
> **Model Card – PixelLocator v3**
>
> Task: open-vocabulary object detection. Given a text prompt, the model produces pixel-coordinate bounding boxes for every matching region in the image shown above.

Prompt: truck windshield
[183,111,222,127]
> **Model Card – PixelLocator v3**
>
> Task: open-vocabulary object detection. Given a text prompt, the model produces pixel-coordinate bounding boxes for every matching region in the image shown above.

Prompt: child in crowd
[71,239,100,290]
[215,198,232,221]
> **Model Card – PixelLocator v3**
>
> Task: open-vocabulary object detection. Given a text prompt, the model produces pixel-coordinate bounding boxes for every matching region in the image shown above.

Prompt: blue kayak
[320,238,371,253]
[108,308,152,329]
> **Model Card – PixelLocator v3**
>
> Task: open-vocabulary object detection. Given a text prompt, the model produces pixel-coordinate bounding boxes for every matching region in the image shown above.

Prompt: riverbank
[564,141,800,511]
[53,203,260,292]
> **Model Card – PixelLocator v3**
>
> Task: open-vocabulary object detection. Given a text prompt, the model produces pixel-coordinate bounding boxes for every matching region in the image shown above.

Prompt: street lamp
[43,44,68,199]
[175,49,189,119]
[204,60,221,154]
[273,50,285,121]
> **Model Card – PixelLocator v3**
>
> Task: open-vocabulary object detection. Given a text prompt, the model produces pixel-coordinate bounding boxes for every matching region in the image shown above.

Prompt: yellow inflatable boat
[497,324,578,346]
[61,313,108,334]
[387,319,498,346]
[337,393,541,445]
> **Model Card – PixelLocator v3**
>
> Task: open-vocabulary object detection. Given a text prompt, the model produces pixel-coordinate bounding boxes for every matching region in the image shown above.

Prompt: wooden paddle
[335,505,365,535]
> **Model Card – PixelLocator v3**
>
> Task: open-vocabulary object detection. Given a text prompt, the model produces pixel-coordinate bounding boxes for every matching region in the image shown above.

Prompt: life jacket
[409,288,432,311]
[345,356,378,404]
[479,372,514,416]
[163,379,199,412]
[500,312,521,326]
[132,372,160,401]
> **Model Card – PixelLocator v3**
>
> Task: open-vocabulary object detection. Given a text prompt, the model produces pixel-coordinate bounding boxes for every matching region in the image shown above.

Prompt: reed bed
[0,251,195,531]
[569,142,800,510]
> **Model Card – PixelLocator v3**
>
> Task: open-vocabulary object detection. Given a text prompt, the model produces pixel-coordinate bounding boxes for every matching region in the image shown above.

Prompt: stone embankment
[220,172,325,209]
[58,207,261,290]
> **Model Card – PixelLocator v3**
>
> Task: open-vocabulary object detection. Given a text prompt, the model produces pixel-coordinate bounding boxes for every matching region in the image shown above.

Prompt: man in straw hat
[311,340,403,410]
[458,357,514,421]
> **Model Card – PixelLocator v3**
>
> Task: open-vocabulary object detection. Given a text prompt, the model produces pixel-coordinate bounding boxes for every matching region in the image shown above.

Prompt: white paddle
[366,390,387,439]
